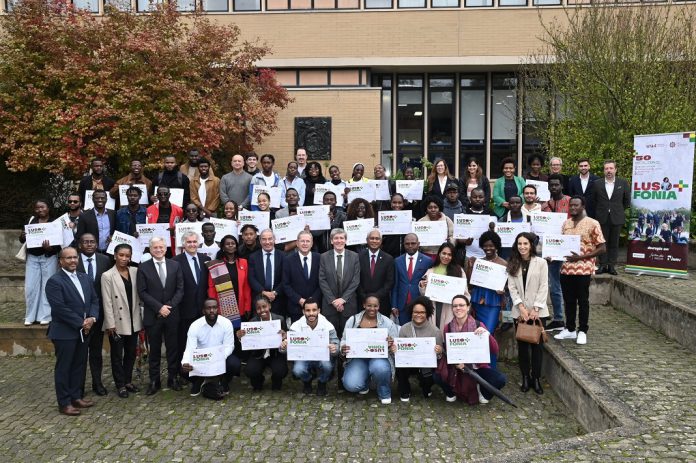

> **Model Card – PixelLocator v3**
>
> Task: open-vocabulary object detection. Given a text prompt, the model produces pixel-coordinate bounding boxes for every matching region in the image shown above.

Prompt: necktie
[303,256,309,279]
[192,256,200,284]
[157,261,166,287]
[370,254,376,277]
[407,256,414,280]
[336,254,343,290]
[265,252,273,289]
[87,257,94,282]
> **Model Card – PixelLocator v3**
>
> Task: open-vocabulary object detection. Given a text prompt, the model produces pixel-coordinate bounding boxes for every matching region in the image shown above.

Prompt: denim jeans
[25,254,57,323]
[342,358,392,400]
[548,260,564,322]
[292,360,334,383]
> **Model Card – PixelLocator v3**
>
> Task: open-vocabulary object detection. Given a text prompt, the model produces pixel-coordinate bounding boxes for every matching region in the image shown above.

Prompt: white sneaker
[380,397,392,405]
[400,396,410,403]
[554,329,577,340]
[576,331,587,345]
[24,321,32,326]
[446,395,457,403]
[477,384,489,404]
[358,388,369,395]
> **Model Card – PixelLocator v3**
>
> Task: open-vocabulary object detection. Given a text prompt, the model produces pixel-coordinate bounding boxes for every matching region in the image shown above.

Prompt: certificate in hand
[240,320,282,350]
[347,182,376,203]
[525,180,550,201]
[54,213,76,248]
[542,234,581,261]
[396,180,424,201]
[155,187,184,208]
[239,210,270,233]
[298,205,331,231]
[411,221,448,247]
[496,222,531,248]
[272,214,306,244]
[345,328,389,359]
[136,223,171,249]
[119,184,148,205]
[24,222,63,248]
[84,190,116,210]
[453,214,494,240]
[423,273,468,304]
[251,185,281,209]
[190,345,226,377]
[469,259,508,292]
[209,218,239,239]
[395,337,437,368]
[313,183,345,205]
[371,180,392,201]
[445,332,491,364]
[378,210,412,235]
[175,222,203,249]
[106,231,143,263]
[530,211,567,236]
[287,330,330,362]
[343,218,375,246]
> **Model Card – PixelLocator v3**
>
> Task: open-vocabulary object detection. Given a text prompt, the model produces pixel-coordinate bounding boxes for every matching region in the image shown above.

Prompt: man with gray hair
[248,229,285,317]
[549,157,569,193]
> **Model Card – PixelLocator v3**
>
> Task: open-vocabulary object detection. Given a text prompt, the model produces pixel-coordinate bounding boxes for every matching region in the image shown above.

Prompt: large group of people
[20,149,624,415]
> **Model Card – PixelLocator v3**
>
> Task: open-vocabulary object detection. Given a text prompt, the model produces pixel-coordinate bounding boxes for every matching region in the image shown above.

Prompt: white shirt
[280,176,307,208]
[62,268,85,302]
[198,176,209,207]
[605,178,615,199]
[405,251,419,272]
[580,174,590,193]
[262,172,276,187]
[185,252,201,284]
[199,242,220,261]
[152,257,167,280]
[262,249,276,287]
[298,251,312,275]
[80,253,97,282]
[289,313,335,333]
[181,316,235,367]
[521,202,542,220]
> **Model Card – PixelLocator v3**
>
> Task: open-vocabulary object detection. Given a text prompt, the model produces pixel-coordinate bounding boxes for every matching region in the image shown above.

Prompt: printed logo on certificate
[445,332,490,365]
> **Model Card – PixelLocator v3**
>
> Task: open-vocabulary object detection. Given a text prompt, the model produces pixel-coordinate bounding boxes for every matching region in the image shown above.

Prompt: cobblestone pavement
[532,305,696,463]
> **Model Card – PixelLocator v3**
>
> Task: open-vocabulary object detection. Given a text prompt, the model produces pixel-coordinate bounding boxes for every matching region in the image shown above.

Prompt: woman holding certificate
[465,231,507,336]
[303,161,326,206]
[256,192,275,221]
[507,232,549,395]
[418,243,468,329]
[416,195,454,258]
[340,295,399,405]
[206,234,252,330]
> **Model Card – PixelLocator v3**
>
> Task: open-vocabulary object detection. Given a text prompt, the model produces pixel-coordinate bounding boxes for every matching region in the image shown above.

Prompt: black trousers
[245,355,288,389]
[146,315,179,382]
[109,332,139,388]
[560,274,591,334]
[87,316,104,385]
[515,319,546,379]
[53,338,89,407]
[396,367,434,398]
[599,222,623,266]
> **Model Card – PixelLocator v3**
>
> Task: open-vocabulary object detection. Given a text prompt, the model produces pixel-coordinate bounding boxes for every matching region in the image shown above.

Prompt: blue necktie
[87,257,94,282]
[265,252,273,289]
[303,256,309,279]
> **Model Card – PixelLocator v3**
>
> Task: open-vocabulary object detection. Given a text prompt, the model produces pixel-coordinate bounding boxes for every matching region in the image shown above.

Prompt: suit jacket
[358,249,395,316]
[46,270,100,340]
[507,256,549,318]
[568,174,600,217]
[282,251,321,319]
[248,249,286,316]
[590,177,631,225]
[76,208,116,250]
[173,252,211,320]
[78,175,116,206]
[136,258,185,326]
[318,249,361,318]
[101,266,142,335]
[391,252,433,322]
[76,253,112,312]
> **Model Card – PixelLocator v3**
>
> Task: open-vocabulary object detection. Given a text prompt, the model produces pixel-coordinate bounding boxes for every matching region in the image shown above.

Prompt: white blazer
[507,256,549,319]
[101,266,142,335]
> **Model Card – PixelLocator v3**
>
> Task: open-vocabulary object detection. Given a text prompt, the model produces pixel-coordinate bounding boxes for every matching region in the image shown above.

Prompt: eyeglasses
[68,200,80,204]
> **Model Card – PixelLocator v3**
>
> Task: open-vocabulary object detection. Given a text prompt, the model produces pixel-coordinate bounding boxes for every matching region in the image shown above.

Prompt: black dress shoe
[302,381,313,394]
[533,378,544,395]
[520,375,530,393]
[118,387,129,399]
[596,265,608,275]
[167,378,182,391]
[316,381,328,396]
[608,265,618,276]
[125,383,139,393]
[92,383,108,396]
[146,381,161,396]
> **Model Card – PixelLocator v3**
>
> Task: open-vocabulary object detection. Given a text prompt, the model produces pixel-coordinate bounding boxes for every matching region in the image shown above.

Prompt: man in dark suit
[46,247,100,416]
[76,233,113,396]
[391,233,433,325]
[137,236,185,395]
[173,230,210,380]
[248,229,285,317]
[283,230,322,323]
[568,158,600,218]
[76,189,116,253]
[318,228,360,338]
[358,229,394,317]
[77,158,115,206]
[590,160,631,275]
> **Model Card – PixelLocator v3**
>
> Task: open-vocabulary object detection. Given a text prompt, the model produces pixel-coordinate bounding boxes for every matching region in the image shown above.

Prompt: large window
[499,0,526,5]
[398,0,425,7]
[373,74,394,172]
[464,0,491,6]
[137,0,162,11]
[176,0,197,11]
[396,75,424,172]
[460,74,487,176]
[491,74,518,177]
[432,0,459,6]
[522,77,550,172]
[204,0,229,10]
[428,75,455,174]
[365,0,392,7]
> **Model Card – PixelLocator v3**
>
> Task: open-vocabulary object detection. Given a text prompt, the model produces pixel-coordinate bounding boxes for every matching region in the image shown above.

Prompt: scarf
[206,259,240,323]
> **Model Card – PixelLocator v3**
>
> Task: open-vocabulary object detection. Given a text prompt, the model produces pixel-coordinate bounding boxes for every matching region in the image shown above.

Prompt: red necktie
[370,254,376,277]
[406,256,414,303]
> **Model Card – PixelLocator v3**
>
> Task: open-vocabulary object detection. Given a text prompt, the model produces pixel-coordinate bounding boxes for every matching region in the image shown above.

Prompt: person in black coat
[568,158,600,218]
[76,190,116,253]
[358,229,394,317]
[282,230,322,323]
[248,229,286,317]
[77,159,115,206]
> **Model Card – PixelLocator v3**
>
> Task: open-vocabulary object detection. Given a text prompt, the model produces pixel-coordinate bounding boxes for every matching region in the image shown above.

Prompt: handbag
[515,319,547,344]
[15,215,34,262]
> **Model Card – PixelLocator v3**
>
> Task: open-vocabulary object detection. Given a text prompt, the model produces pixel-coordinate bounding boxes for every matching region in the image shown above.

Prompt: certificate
[175,222,203,249]
[190,345,226,377]
[396,180,424,201]
[423,273,468,304]
[84,190,116,210]
[542,234,581,261]
[154,187,184,208]
[496,222,531,248]
[240,320,282,351]
[370,180,391,201]
[530,211,567,236]
[469,259,508,292]
[446,332,491,364]
[297,205,331,231]
[313,183,345,205]
[347,182,375,203]
[136,223,171,249]
[345,328,389,359]
[251,184,281,209]
[106,231,143,263]
[343,218,375,246]
[24,222,63,248]
[395,337,437,368]
[526,179,550,202]
[378,210,412,235]
[118,184,148,205]
[209,218,238,239]
[239,210,270,233]
[411,221,448,247]
[54,213,76,248]
[272,214,306,244]
[287,330,330,362]
[453,214,495,240]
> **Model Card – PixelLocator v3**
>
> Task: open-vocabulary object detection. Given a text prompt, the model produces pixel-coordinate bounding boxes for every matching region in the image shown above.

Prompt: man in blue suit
[391,233,433,325]
[248,229,285,317]
[283,230,322,323]
[568,158,600,218]
[46,247,100,416]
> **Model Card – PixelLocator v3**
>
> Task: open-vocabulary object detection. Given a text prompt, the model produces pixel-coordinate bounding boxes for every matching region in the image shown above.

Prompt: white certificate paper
[396,180,424,201]
[345,328,389,359]
[453,214,495,240]
[240,320,282,350]
[395,337,437,368]
[272,214,306,244]
[190,345,226,377]
[136,223,171,249]
[495,222,531,248]
[287,330,330,362]
[343,218,375,246]
[526,180,550,202]
[209,218,239,239]
[84,190,116,211]
[175,222,203,249]
[530,211,567,236]
[119,184,148,205]
[370,180,392,201]
[446,332,490,364]
[347,182,376,203]
[313,183,345,205]
[423,273,469,304]
[469,259,508,292]
[378,210,412,235]
[251,185,281,209]
[54,213,76,248]
[106,231,143,263]
[155,187,184,208]
[411,221,448,247]
[239,210,270,233]
[24,222,63,248]
[542,234,581,261]
[297,205,331,231]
